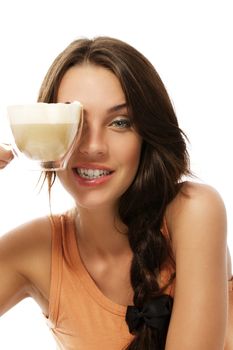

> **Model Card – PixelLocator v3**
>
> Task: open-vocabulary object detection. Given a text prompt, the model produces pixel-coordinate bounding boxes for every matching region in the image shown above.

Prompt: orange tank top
[43,211,175,350]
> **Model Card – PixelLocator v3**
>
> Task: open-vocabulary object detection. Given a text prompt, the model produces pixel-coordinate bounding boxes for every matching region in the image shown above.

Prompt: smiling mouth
[74,168,114,180]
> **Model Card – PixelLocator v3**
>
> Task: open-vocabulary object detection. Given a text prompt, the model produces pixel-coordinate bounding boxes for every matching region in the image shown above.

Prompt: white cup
[7,101,83,171]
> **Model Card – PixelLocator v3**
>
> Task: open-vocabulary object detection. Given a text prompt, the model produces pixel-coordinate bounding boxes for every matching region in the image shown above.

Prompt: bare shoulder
[166,181,227,242]
[164,181,229,348]
[0,216,51,260]
[0,216,52,315]
[0,216,52,288]
[165,180,231,276]
[167,180,226,213]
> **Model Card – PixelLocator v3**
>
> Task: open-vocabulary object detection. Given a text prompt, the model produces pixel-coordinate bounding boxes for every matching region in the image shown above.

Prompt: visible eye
[110,118,132,129]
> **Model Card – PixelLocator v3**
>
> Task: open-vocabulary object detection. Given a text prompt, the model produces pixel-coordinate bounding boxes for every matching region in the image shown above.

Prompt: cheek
[113,135,142,171]
[127,146,141,171]
[117,140,142,195]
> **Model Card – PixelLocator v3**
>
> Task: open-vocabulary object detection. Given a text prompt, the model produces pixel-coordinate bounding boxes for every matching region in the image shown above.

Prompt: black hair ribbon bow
[125,295,173,334]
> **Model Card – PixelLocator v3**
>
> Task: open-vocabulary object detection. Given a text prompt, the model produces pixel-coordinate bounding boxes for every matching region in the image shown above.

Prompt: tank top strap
[59,210,78,268]
[47,214,64,327]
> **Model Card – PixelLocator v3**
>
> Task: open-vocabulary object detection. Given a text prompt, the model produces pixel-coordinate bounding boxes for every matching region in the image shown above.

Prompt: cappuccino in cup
[7,102,83,170]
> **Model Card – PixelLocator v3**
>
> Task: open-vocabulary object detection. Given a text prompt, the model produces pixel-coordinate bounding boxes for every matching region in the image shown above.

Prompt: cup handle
[0,143,12,151]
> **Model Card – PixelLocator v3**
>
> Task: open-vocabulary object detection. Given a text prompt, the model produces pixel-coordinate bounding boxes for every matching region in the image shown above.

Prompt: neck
[74,203,131,259]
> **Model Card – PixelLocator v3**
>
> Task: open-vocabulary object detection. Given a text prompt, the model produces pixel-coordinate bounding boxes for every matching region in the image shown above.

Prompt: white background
[0,0,232,348]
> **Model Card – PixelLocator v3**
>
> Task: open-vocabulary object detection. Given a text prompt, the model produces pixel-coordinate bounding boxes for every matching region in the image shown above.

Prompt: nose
[77,122,108,157]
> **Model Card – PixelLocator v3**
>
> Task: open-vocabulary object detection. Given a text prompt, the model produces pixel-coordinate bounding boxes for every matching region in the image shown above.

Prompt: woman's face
[57,63,142,210]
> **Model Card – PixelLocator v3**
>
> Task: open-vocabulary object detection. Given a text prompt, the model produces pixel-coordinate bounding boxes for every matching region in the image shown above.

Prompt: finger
[0,144,14,162]
[0,160,9,169]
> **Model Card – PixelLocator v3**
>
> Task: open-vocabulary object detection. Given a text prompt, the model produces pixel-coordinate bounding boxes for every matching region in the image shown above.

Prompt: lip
[73,163,114,171]
[72,168,114,187]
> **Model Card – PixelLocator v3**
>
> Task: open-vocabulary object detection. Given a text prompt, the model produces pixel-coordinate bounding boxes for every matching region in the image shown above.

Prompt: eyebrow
[83,102,128,115]
[64,102,128,115]
[106,103,128,114]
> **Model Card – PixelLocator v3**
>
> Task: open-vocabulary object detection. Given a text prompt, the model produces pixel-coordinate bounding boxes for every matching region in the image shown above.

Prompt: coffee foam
[7,101,82,124]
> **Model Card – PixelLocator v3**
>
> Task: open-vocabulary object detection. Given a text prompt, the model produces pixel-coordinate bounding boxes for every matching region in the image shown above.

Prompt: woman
[0,37,232,350]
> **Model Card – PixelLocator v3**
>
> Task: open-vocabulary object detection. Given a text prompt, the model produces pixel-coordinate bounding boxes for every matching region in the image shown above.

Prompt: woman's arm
[0,219,52,317]
[0,228,32,316]
[0,144,30,315]
[165,182,228,350]
[0,144,51,316]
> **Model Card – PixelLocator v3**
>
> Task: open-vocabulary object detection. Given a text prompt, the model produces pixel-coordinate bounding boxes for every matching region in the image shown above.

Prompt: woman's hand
[0,144,14,169]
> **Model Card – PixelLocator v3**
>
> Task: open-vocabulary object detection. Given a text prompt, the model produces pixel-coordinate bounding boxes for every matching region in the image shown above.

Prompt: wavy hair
[38,37,191,349]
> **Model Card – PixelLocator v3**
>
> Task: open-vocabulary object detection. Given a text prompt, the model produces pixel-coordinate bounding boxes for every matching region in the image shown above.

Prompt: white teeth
[88,169,94,177]
[76,168,111,179]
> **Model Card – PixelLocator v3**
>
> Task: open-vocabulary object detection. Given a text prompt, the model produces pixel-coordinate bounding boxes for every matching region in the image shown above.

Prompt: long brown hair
[38,37,190,349]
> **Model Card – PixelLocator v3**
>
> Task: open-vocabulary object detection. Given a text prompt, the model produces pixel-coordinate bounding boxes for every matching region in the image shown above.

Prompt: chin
[74,193,120,211]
